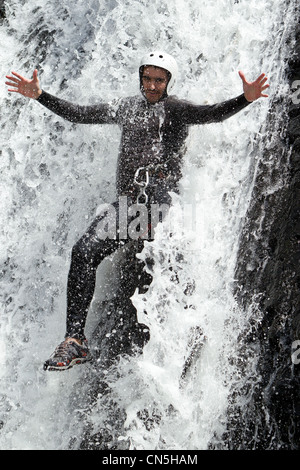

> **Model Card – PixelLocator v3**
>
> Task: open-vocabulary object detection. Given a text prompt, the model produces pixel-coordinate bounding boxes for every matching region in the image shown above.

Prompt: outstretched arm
[5,68,119,125]
[5,69,42,99]
[181,70,270,125]
[238,71,269,102]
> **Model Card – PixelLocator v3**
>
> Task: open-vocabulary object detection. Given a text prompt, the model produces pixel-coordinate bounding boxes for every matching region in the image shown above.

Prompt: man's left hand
[238,71,269,102]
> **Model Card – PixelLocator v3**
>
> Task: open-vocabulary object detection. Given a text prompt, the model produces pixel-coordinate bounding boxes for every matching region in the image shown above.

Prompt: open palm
[5,69,41,99]
[239,71,269,102]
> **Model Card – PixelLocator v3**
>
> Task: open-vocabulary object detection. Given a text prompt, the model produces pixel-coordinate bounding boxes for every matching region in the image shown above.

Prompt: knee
[71,235,105,269]
[71,238,91,266]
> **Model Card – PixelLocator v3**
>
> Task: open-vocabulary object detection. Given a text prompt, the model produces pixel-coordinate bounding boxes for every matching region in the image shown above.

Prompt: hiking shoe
[43,338,92,371]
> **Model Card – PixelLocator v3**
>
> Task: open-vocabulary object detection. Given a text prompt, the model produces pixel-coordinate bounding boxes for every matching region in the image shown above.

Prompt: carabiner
[134,167,149,205]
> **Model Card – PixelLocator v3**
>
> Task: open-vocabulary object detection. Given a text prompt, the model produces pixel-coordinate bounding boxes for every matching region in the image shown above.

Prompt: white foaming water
[0,0,295,450]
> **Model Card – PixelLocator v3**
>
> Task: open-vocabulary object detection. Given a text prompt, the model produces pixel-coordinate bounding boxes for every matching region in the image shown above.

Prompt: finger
[11,71,25,80]
[238,70,246,81]
[261,85,269,91]
[259,77,268,85]
[260,76,268,83]
[33,69,38,80]
[256,73,266,82]
[5,81,19,88]
[5,75,20,83]
[7,89,19,93]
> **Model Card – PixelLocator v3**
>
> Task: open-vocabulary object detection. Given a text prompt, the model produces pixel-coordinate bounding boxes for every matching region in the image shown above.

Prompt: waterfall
[0,0,297,450]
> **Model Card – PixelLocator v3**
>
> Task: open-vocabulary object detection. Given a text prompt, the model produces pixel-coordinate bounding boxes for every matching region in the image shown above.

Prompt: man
[5,51,269,371]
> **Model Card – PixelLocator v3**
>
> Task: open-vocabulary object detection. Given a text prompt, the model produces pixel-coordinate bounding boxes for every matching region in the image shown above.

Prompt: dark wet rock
[224,18,300,450]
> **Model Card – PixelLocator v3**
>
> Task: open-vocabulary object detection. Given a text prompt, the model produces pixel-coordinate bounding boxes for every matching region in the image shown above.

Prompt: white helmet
[139,51,178,93]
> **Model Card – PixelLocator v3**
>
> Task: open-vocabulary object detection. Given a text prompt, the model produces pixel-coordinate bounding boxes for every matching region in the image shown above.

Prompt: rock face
[228,20,300,449]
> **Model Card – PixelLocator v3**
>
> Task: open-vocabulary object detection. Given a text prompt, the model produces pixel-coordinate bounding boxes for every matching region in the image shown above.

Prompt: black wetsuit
[37,90,250,339]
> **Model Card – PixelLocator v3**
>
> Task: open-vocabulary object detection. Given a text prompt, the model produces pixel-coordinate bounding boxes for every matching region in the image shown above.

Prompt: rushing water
[0,0,296,450]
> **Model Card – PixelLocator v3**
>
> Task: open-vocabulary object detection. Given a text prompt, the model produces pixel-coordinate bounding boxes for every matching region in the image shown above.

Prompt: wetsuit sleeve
[179,94,251,125]
[36,90,119,124]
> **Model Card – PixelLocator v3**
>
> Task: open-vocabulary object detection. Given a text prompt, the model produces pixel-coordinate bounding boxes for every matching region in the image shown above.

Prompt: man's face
[142,66,169,104]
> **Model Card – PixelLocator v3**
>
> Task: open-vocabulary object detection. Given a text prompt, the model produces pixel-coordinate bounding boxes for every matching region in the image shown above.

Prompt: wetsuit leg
[65,190,172,340]
[65,201,128,340]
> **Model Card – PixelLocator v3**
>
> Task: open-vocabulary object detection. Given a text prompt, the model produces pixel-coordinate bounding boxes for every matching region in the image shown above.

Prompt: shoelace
[54,340,79,359]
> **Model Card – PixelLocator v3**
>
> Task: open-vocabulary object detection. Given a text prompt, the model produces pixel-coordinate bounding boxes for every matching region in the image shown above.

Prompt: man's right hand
[5,69,42,99]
